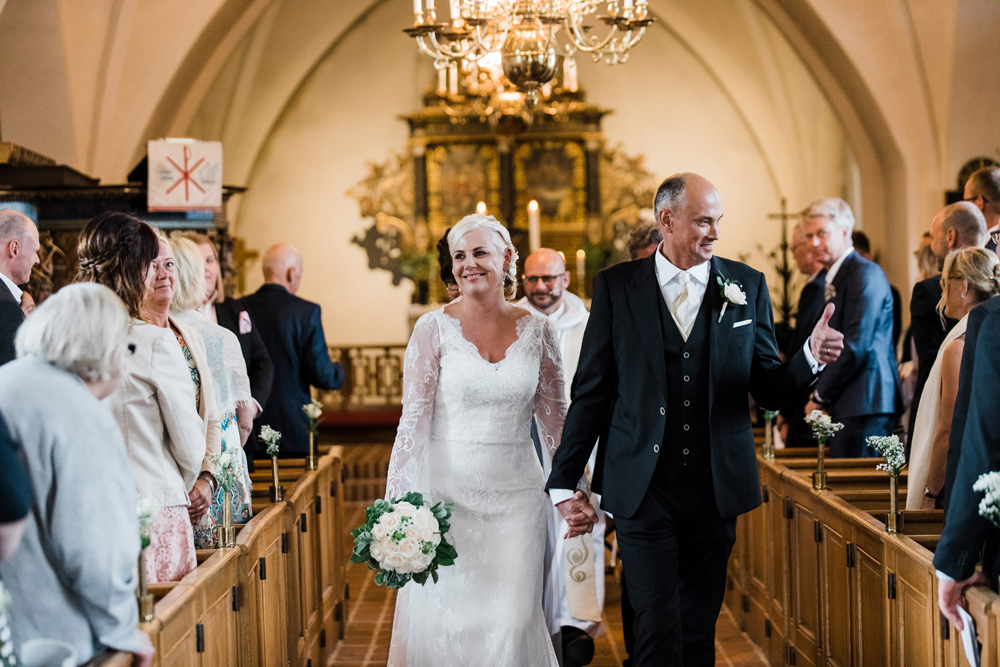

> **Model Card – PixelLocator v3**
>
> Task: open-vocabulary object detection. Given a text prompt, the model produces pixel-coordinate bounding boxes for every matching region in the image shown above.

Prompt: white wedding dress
[385,308,569,667]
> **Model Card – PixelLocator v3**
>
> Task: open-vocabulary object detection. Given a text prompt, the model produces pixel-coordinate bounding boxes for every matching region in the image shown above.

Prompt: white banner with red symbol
[147,139,223,211]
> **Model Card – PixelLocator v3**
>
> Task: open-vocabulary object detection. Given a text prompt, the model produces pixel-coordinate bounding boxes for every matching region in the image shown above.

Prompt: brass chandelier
[405,0,654,105]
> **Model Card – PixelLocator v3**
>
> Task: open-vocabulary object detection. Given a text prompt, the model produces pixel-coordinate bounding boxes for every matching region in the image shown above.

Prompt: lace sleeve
[385,314,441,500]
[533,319,587,492]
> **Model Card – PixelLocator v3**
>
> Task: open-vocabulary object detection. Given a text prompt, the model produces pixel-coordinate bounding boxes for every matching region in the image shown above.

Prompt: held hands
[556,491,598,539]
[809,303,845,365]
[938,570,990,630]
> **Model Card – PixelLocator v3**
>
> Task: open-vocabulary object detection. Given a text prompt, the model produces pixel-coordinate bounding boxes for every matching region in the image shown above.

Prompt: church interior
[0,1,999,666]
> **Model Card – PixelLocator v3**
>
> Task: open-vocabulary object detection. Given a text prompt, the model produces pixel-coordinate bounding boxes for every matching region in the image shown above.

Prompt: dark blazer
[781,269,827,445]
[934,296,1000,581]
[814,251,901,419]
[214,298,275,410]
[0,411,30,523]
[241,284,344,455]
[547,254,818,520]
[907,277,956,437]
[0,280,25,366]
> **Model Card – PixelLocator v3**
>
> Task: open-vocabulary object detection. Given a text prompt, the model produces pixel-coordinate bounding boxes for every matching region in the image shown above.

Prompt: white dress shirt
[0,271,22,304]
[825,247,853,286]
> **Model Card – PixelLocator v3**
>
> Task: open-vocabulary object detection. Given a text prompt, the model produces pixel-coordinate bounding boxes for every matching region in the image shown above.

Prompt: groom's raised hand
[809,303,844,366]
[556,491,598,539]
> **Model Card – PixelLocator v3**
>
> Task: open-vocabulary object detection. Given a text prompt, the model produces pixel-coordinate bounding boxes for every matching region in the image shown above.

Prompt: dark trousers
[615,469,736,667]
[620,566,635,666]
[830,413,896,458]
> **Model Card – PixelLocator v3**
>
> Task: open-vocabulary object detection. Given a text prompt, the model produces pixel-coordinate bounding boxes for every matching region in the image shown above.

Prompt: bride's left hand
[557,491,597,539]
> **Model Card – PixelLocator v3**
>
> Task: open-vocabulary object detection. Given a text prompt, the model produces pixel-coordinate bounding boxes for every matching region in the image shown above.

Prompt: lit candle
[448,64,458,96]
[576,249,586,294]
[476,201,487,215]
[528,200,541,251]
[437,68,447,95]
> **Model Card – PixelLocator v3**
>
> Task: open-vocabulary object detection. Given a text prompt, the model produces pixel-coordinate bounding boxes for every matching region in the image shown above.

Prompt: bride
[385,214,596,666]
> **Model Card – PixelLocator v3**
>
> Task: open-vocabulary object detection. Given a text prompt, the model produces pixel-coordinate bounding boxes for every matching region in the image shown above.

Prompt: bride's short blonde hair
[448,214,519,300]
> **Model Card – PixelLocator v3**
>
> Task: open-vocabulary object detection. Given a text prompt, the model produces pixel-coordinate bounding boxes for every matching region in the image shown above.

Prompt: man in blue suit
[242,244,344,457]
[802,198,902,457]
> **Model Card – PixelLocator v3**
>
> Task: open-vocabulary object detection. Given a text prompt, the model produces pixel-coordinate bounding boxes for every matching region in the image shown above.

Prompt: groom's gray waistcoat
[656,284,712,481]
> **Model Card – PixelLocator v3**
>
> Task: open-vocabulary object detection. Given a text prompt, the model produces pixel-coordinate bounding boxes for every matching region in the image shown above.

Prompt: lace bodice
[385,308,568,500]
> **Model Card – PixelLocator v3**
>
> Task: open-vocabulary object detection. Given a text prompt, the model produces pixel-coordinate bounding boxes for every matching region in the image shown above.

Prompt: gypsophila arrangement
[259,425,282,458]
[209,451,237,493]
[804,410,844,443]
[974,471,1000,529]
[351,492,458,589]
[867,435,906,477]
[136,497,157,550]
[0,582,14,667]
[303,400,323,436]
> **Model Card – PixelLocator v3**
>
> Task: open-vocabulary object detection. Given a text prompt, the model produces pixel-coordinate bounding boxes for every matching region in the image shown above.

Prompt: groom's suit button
[683,424,690,431]
[683,448,690,455]
[683,375,690,382]
[684,400,691,407]
[660,407,665,415]
[683,352,690,359]
[653,444,659,453]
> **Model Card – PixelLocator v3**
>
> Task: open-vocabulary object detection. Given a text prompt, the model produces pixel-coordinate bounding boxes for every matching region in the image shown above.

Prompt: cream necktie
[671,272,699,341]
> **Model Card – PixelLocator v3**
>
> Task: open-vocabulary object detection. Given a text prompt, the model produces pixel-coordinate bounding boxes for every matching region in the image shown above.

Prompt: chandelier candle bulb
[413,0,421,15]
[528,200,540,251]
[576,249,586,295]
[437,68,447,95]
[448,65,458,96]
[476,200,487,215]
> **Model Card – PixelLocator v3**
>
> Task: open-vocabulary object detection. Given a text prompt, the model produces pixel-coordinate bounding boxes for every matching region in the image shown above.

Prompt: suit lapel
[625,255,667,399]
[709,257,733,414]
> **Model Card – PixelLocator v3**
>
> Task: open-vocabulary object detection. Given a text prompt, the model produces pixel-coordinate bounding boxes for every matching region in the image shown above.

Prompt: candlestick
[449,0,460,20]
[414,0,422,14]
[425,0,434,10]
[448,64,458,96]
[576,249,586,296]
[528,200,540,251]
[437,68,447,95]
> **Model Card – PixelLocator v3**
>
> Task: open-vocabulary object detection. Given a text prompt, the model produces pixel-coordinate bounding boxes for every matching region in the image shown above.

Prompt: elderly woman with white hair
[0,283,154,667]
[384,214,594,667]
[169,235,254,547]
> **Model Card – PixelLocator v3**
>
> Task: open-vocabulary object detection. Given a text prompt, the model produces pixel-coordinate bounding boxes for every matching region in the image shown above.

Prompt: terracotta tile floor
[330,507,769,667]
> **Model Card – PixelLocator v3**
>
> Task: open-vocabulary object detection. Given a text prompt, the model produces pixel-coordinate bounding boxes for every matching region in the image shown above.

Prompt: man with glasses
[516,248,604,667]
[964,166,1000,252]
[907,202,987,450]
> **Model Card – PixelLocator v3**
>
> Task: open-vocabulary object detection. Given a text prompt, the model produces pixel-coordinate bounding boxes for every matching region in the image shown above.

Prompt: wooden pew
[729,447,1000,667]
[136,445,345,667]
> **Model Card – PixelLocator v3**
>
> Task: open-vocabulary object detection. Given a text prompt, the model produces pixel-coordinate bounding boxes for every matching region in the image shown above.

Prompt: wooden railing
[727,444,999,667]
[320,345,406,410]
[118,445,348,667]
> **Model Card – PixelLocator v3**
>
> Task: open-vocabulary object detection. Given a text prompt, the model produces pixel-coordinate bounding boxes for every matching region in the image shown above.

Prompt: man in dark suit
[242,244,344,457]
[0,210,40,365]
[852,230,903,349]
[935,295,1000,629]
[802,198,902,458]
[547,174,845,665]
[906,202,987,451]
[779,224,827,447]
[964,166,1000,247]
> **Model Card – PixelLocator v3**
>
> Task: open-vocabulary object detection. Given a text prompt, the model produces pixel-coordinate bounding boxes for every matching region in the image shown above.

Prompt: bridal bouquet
[351,493,457,589]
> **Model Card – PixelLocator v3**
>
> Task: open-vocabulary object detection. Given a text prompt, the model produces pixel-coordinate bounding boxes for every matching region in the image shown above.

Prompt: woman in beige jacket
[77,213,222,582]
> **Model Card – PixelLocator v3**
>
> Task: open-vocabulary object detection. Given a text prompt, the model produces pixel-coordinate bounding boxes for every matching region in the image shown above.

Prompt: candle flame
[528,200,539,212]
[476,201,487,214]
[576,249,586,259]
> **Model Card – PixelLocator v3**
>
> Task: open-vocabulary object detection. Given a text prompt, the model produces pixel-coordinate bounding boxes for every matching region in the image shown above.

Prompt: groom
[548,173,844,665]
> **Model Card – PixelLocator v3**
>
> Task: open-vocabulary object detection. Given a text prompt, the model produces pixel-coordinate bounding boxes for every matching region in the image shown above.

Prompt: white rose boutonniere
[717,276,747,323]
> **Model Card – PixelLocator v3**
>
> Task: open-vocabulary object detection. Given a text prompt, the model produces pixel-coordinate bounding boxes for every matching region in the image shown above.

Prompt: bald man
[907,202,987,455]
[240,244,344,458]
[0,210,40,365]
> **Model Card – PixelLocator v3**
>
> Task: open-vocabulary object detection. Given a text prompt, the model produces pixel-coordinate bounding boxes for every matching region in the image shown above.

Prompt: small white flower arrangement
[974,471,1000,529]
[717,276,747,323]
[804,409,844,443]
[351,493,457,589]
[259,425,282,458]
[867,435,906,477]
[136,497,157,550]
[208,451,237,494]
[303,400,323,436]
[0,581,14,667]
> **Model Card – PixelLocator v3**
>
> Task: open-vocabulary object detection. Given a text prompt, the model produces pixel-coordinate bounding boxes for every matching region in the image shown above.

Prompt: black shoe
[561,626,596,667]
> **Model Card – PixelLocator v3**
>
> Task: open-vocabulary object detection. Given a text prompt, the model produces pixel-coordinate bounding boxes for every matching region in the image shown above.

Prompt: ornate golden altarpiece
[350,85,657,304]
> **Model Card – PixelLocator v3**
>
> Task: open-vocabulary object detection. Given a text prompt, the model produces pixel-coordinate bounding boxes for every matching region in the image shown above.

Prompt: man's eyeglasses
[522,275,561,286]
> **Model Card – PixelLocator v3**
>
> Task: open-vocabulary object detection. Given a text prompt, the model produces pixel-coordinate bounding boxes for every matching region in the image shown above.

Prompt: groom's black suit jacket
[548,254,818,520]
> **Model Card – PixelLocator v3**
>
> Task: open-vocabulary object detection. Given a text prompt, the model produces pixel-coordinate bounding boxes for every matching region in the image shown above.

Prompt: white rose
[397,538,419,558]
[380,512,400,532]
[383,553,404,571]
[372,523,386,540]
[417,524,435,542]
[395,501,416,516]
[405,525,421,540]
[723,283,747,305]
[370,541,384,561]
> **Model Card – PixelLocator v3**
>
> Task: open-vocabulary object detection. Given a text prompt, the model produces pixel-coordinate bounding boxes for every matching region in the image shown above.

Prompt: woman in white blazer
[77,214,221,582]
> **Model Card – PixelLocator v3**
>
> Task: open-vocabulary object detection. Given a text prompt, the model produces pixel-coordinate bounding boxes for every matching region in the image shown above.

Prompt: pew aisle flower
[866,434,906,533]
[974,472,1000,529]
[303,400,322,470]
[0,582,15,667]
[259,425,284,502]
[762,409,780,459]
[136,498,158,621]
[804,410,843,490]
[351,493,458,589]
[208,451,237,547]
